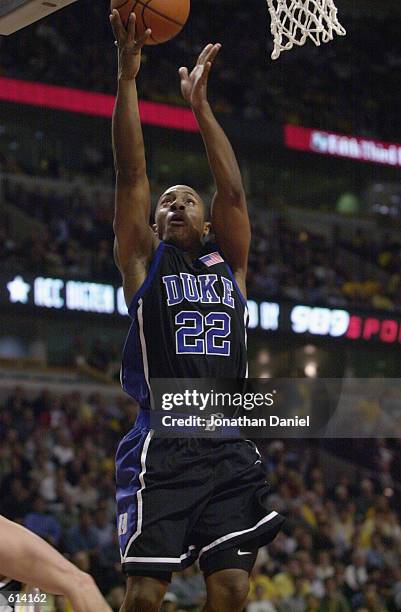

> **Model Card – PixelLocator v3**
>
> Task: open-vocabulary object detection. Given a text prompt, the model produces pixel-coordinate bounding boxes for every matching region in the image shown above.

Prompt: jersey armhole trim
[127,241,166,316]
[224,262,248,308]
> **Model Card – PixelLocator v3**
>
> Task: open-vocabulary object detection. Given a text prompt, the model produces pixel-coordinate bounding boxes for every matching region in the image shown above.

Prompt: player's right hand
[110,10,151,80]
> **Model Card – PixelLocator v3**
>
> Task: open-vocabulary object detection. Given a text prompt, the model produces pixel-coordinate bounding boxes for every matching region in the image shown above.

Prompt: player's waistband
[133,408,244,442]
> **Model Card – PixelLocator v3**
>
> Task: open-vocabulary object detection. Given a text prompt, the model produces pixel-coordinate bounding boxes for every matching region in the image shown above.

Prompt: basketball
[111,0,190,45]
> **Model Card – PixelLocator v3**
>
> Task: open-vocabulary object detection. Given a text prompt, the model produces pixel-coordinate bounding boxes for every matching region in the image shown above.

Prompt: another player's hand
[65,572,112,612]
[110,10,151,80]
[179,43,221,108]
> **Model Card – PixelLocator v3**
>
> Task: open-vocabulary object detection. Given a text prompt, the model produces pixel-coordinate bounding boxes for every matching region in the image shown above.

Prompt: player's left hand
[179,43,221,108]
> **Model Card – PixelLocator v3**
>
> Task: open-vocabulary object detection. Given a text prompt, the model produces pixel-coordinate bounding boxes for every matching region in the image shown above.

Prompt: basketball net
[266,0,346,59]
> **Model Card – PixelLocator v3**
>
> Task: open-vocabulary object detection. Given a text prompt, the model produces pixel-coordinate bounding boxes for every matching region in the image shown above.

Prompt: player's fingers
[109,13,117,39]
[178,66,189,81]
[206,43,221,64]
[109,13,119,42]
[135,28,152,49]
[193,63,210,90]
[200,62,212,83]
[196,43,213,65]
[110,10,126,43]
[127,12,136,43]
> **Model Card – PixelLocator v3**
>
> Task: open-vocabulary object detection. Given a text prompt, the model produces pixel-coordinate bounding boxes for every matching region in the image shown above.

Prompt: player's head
[153,185,210,250]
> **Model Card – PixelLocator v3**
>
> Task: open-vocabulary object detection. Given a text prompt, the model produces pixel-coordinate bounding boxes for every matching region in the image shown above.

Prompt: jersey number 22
[175,311,231,356]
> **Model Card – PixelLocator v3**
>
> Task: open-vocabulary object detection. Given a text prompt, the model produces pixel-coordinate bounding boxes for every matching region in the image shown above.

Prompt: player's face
[154,185,210,250]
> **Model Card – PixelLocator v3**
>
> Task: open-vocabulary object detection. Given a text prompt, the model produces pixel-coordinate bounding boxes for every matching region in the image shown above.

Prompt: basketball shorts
[116,410,285,576]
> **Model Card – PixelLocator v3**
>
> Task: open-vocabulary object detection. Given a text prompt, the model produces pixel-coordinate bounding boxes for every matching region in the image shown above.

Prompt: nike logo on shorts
[237,549,252,555]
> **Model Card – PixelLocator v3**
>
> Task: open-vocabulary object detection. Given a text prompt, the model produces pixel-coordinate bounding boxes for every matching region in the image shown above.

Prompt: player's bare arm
[0,516,111,612]
[179,44,251,298]
[110,11,157,306]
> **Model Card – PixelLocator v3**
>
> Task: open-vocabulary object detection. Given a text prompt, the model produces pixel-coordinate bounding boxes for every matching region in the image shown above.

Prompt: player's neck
[182,246,203,264]
[165,239,204,262]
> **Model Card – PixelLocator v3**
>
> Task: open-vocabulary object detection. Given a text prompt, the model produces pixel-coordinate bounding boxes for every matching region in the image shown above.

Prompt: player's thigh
[202,546,256,607]
[204,564,254,607]
[201,546,258,579]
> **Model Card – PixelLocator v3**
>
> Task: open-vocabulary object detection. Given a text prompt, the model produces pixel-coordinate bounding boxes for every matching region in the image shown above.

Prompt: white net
[266,0,346,60]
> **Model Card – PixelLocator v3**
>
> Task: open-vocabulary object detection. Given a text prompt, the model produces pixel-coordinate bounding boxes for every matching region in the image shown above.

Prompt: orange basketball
[111,0,190,45]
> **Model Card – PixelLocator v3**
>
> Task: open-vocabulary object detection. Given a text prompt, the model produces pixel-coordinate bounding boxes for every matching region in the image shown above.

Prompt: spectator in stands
[53,429,75,466]
[66,510,98,556]
[73,473,99,510]
[249,564,278,603]
[356,479,376,517]
[169,565,206,609]
[247,583,278,611]
[93,506,114,547]
[319,577,351,612]
[95,530,121,594]
[344,550,369,593]
[302,562,324,599]
[305,594,320,611]
[161,592,185,612]
[24,495,62,547]
[0,478,32,522]
[353,582,389,612]
[279,576,305,612]
[316,551,335,581]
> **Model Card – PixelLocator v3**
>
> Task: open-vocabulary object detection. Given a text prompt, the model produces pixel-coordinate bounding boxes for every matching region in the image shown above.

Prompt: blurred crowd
[248,209,401,313]
[70,335,121,382]
[2,178,116,280]
[1,387,401,611]
[0,1,400,140]
[2,175,401,314]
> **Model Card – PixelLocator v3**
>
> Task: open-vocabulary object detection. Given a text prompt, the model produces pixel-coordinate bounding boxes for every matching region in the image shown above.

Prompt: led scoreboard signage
[289,305,401,344]
[6,275,125,315]
[2,274,401,345]
[284,124,401,168]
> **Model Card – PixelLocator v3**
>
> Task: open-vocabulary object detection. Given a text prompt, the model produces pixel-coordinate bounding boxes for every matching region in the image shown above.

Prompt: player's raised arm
[110,11,155,302]
[179,44,251,297]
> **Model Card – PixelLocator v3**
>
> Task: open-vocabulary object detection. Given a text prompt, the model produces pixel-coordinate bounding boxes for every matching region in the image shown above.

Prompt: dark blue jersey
[121,241,248,409]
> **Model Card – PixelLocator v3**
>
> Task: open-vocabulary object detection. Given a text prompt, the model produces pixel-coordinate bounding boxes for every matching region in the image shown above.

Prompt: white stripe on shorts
[198,511,279,558]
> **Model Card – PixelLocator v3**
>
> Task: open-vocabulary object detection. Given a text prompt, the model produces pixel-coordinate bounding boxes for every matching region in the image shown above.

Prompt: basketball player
[110,10,285,612]
[0,515,111,611]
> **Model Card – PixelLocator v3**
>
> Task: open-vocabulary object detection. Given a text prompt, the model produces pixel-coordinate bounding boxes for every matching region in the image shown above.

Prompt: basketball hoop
[266,0,346,60]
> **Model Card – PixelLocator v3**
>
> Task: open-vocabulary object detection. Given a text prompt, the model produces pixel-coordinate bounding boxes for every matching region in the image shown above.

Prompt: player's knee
[207,569,250,608]
[122,594,159,612]
[120,592,161,612]
[120,577,167,612]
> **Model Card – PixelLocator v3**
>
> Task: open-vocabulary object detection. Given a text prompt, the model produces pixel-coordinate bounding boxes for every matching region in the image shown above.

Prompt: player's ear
[152,223,158,235]
[203,222,211,237]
